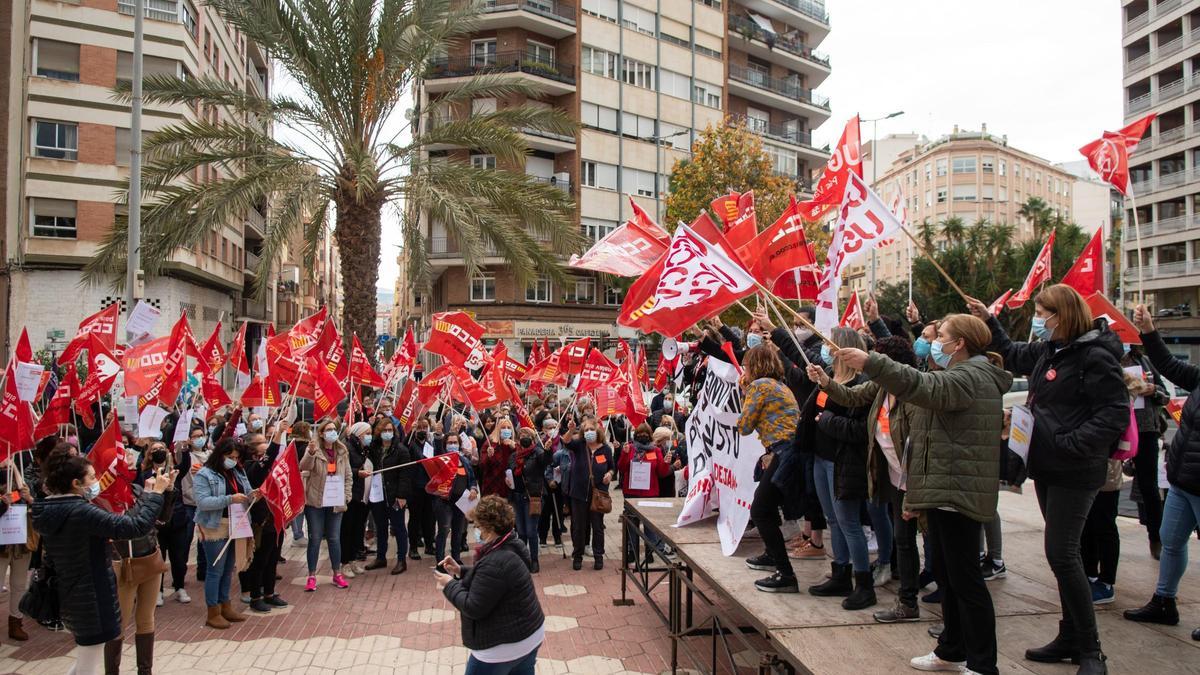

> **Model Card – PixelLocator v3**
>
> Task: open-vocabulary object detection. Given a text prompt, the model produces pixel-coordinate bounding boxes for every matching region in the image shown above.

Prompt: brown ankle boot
[104,637,122,675]
[390,558,407,575]
[206,605,231,629]
[7,616,27,641]
[219,601,247,623]
[134,632,154,675]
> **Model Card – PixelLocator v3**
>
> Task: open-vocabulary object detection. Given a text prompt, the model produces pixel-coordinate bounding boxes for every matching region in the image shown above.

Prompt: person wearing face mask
[432,434,478,572]
[406,420,437,561]
[619,423,673,566]
[508,428,551,573]
[299,421,353,592]
[32,448,173,675]
[0,454,34,643]
[481,418,517,499]
[652,427,686,497]
[538,419,566,550]
[193,439,256,629]
[562,418,613,571]
[240,431,288,613]
[366,417,412,574]
[287,421,311,546]
[970,285,1127,675]
[339,421,374,578]
[1119,342,1169,559]
[172,424,213,594]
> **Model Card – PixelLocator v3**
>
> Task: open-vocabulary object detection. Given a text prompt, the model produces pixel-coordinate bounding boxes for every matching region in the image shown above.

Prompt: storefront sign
[514,322,613,339]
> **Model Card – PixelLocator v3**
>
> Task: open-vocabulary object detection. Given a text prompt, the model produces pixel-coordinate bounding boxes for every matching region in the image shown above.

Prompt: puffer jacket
[1141,329,1200,494]
[345,435,369,503]
[299,441,352,511]
[31,492,163,646]
[821,379,915,501]
[442,531,543,651]
[372,439,414,503]
[509,443,550,498]
[863,352,1011,522]
[988,317,1130,490]
[798,373,870,501]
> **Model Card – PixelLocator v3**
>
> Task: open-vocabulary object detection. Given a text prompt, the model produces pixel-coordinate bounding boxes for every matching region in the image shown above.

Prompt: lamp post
[646,129,691,224]
[862,111,904,294]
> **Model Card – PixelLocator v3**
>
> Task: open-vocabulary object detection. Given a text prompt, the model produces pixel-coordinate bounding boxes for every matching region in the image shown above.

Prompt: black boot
[1024,620,1079,664]
[104,638,122,675]
[1076,632,1106,675]
[842,570,877,610]
[1123,594,1179,625]
[134,632,154,675]
[1191,627,1199,641]
[808,562,852,597]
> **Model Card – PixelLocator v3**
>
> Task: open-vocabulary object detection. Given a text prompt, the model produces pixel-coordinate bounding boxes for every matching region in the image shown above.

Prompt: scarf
[474,528,515,561]
[513,445,535,477]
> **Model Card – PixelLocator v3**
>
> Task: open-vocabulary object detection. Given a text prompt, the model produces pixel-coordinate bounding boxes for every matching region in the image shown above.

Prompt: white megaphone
[661,338,695,360]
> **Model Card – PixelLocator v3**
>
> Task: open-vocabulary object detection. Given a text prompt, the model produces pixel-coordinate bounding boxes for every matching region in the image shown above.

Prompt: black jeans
[1082,489,1120,585]
[1133,432,1163,543]
[569,498,605,561]
[244,522,282,599]
[1035,481,1101,653]
[749,457,793,577]
[158,504,196,591]
[433,498,465,564]
[340,500,370,562]
[801,453,826,530]
[887,483,920,607]
[408,492,436,554]
[538,485,565,545]
[927,509,998,674]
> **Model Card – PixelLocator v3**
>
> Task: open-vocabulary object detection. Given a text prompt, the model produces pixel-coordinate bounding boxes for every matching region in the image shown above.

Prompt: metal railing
[529,174,571,192]
[1130,165,1197,195]
[727,16,831,68]
[730,114,815,148]
[244,250,261,272]
[426,50,575,85]
[1125,71,1200,114]
[1133,212,1200,238]
[1126,25,1200,72]
[1135,119,1200,152]
[1123,259,1200,280]
[728,64,830,109]
[482,0,576,25]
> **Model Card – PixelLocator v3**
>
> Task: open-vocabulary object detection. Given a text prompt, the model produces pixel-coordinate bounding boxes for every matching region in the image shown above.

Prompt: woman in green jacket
[830,313,1010,675]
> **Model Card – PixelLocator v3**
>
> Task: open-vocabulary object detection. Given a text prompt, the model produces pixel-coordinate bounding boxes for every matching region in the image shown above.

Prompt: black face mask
[151,450,168,464]
[519,437,534,448]
[635,435,651,444]
[414,431,428,444]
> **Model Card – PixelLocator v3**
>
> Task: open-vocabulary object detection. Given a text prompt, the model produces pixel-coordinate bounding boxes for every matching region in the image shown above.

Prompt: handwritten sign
[125,300,161,343]
[368,474,385,503]
[455,489,479,516]
[321,476,345,508]
[0,504,27,545]
[14,362,44,402]
[1008,405,1034,463]
[629,461,652,491]
[228,502,253,539]
[138,405,168,439]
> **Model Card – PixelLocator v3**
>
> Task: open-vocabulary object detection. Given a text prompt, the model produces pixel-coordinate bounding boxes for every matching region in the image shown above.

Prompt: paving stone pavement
[0,492,680,675]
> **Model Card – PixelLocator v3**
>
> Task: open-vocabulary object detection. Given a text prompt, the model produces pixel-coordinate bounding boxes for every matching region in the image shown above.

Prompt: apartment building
[845,126,1081,295]
[410,0,832,357]
[0,0,276,368]
[275,216,342,332]
[1122,0,1200,336]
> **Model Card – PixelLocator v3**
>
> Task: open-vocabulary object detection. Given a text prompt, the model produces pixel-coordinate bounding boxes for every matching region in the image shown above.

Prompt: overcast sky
[376,0,1124,292]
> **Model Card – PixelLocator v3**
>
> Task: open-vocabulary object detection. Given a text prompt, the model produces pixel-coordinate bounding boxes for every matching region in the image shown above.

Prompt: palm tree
[940,216,966,247]
[1018,197,1051,236]
[84,0,581,350]
[917,218,937,250]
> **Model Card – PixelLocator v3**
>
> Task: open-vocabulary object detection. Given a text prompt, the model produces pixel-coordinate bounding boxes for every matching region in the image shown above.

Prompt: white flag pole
[1128,192,1144,307]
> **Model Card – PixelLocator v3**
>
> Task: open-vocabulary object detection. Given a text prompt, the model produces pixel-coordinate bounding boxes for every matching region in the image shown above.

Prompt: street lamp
[862,111,904,293]
[644,129,691,223]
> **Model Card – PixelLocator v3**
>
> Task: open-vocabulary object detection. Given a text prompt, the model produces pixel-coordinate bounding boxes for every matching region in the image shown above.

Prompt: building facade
[1122,0,1200,344]
[409,0,832,358]
[1,0,278,368]
[846,127,1081,295]
[275,212,341,332]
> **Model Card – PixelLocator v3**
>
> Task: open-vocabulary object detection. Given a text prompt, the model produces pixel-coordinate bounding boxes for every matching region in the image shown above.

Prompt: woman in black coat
[31,449,173,675]
[366,417,413,574]
[241,431,287,613]
[508,427,551,574]
[406,420,436,561]
[436,495,544,674]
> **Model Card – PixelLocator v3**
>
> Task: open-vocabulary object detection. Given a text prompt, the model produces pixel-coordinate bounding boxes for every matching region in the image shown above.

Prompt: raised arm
[822,378,882,409]
[863,352,982,413]
[1142,330,1200,393]
[985,316,1045,377]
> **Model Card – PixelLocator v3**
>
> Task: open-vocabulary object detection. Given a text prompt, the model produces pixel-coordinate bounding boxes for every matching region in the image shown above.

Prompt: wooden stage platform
[617,489,1200,674]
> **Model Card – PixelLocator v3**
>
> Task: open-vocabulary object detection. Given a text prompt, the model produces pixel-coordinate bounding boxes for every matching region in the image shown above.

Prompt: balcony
[424,51,576,95]
[245,208,266,238]
[1125,71,1200,115]
[1135,119,1200,154]
[1129,164,1200,196]
[244,250,262,276]
[731,114,826,161]
[728,64,830,121]
[728,15,830,85]
[737,0,830,42]
[529,173,571,193]
[477,0,576,39]
[1133,212,1200,238]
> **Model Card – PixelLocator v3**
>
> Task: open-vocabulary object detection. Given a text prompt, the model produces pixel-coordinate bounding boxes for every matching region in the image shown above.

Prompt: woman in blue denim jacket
[192,438,255,630]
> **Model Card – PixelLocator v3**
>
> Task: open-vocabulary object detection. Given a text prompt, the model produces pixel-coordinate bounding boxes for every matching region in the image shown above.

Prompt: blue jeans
[813,457,870,572]
[304,505,344,574]
[866,497,893,566]
[200,538,235,606]
[1156,485,1200,598]
[369,501,409,562]
[510,494,539,563]
[465,646,538,674]
[291,513,305,540]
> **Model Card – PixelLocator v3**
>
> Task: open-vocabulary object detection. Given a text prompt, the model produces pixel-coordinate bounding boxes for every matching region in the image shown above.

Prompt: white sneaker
[343,566,356,579]
[156,591,164,607]
[176,589,192,604]
[872,563,890,588]
[866,528,878,554]
[909,652,966,672]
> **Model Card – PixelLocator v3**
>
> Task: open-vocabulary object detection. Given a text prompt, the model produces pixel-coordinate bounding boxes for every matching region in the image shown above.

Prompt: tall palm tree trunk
[333,183,385,362]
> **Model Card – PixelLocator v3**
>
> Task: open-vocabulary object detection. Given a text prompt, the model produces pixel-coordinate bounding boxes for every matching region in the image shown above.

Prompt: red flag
[1061,228,1105,296]
[618,219,757,338]
[489,341,527,380]
[137,313,192,410]
[260,442,307,531]
[426,311,485,368]
[200,370,232,411]
[710,191,758,253]
[592,385,628,419]
[987,289,1014,317]
[395,379,426,433]
[738,196,816,286]
[121,336,169,398]
[559,337,591,375]
[773,265,820,301]
[33,369,74,440]
[796,116,863,222]
[636,345,649,388]
[652,354,677,391]
[288,306,328,355]
[350,334,387,388]
[577,349,619,394]
[1007,229,1057,308]
[0,362,34,458]
[240,375,282,407]
[1084,292,1142,345]
[89,419,135,514]
[839,291,866,330]
[15,328,33,363]
[1167,398,1185,424]
[423,452,461,498]
[628,196,670,243]
[75,336,120,425]
[1079,113,1155,196]
[311,320,349,387]
[228,322,250,379]
[569,215,671,277]
[719,342,742,375]
[312,359,347,421]
[265,330,308,396]
[384,326,418,385]
[197,321,227,375]
[59,303,120,363]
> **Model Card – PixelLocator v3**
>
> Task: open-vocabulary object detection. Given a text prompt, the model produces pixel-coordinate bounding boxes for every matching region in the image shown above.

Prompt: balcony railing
[1129,165,1200,195]
[728,64,830,109]
[118,0,179,21]
[1135,119,1200,153]
[426,51,576,86]
[244,250,261,272]
[482,0,576,25]
[728,16,831,68]
[731,114,815,148]
[529,174,571,192]
[1133,213,1200,238]
[1124,259,1200,280]
[765,0,829,26]
[1125,71,1200,114]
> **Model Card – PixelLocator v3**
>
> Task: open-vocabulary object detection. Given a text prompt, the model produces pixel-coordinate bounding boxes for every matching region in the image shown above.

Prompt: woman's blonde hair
[742,344,784,382]
[489,416,515,445]
[579,416,607,445]
[1034,283,1093,343]
[940,314,1004,368]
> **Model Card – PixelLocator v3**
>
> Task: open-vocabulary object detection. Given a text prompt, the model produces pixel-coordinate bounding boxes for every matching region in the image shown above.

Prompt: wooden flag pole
[896,224,971,304]
[747,281,837,349]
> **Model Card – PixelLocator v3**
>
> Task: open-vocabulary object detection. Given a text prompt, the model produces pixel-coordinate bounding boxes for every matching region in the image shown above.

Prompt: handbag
[19,562,58,624]
[528,495,542,517]
[588,467,611,514]
[112,540,168,586]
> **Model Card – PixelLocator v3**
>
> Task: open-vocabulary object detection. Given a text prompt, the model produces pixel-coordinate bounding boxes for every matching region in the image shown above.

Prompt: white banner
[675,359,762,556]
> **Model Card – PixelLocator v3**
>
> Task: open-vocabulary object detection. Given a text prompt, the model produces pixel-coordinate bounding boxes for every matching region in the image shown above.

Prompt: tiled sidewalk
[0,492,676,674]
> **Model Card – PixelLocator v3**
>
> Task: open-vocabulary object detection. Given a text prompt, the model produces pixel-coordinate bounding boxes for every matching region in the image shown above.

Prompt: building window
[936,158,947,176]
[936,188,947,203]
[582,217,618,243]
[621,4,656,34]
[693,80,721,108]
[581,102,618,132]
[30,198,77,238]
[745,107,769,135]
[526,277,552,303]
[581,161,617,190]
[181,0,198,37]
[604,284,626,305]
[621,111,656,140]
[998,186,1007,201]
[621,57,656,89]
[118,52,184,86]
[32,39,80,81]
[582,46,618,78]
[658,122,691,149]
[32,120,77,160]
[564,277,596,304]
[923,162,931,180]
[659,69,692,100]
[765,142,799,177]
[624,168,658,197]
[981,185,994,201]
[471,40,497,66]
[952,185,976,201]
[470,274,496,302]
[981,156,994,174]
[952,156,976,174]
[924,190,932,207]
[581,0,618,22]
[471,154,496,170]
[527,40,554,66]
[998,159,1006,177]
